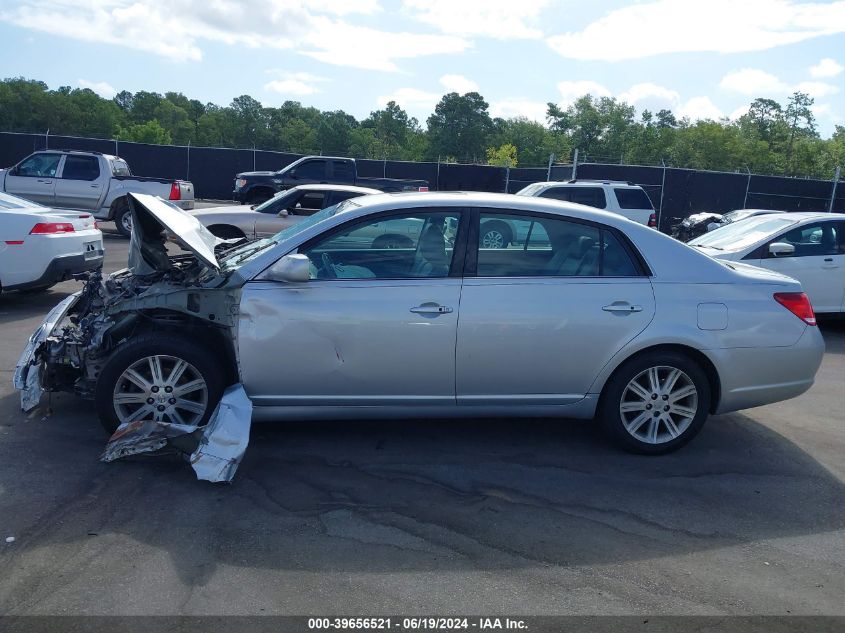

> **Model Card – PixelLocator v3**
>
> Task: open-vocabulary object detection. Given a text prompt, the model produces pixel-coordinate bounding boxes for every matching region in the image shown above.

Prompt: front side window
[475,212,640,277]
[767,221,841,257]
[614,188,654,210]
[296,160,326,180]
[62,155,100,181]
[301,209,461,280]
[16,153,61,178]
[294,192,326,215]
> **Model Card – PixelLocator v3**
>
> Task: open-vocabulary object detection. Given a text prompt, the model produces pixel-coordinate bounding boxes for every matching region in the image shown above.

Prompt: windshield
[219,199,359,271]
[690,216,797,250]
[0,191,44,209]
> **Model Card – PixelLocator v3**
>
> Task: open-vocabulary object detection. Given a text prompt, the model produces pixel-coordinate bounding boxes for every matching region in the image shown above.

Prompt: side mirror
[769,242,795,257]
[277,208,289,217]
[288,168,297,179]
[264,254,310,282]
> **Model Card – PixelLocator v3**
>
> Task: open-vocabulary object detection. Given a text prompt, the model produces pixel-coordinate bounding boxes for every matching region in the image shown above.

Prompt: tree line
[1,77,843,178]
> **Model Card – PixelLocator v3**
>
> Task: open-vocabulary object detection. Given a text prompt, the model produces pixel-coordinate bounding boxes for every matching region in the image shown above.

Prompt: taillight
[418,186,429,192]
[169,182,181,200]
[648,213,657,228]
[30,222,75,234]
[774,292,816,326]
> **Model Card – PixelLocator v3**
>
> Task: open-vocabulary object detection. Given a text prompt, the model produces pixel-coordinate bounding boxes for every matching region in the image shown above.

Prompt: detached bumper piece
[101,384,253,483]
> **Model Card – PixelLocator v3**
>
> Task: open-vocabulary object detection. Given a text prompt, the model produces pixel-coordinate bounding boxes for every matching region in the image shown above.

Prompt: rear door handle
[410,304,453,315]
[603,302,643,313]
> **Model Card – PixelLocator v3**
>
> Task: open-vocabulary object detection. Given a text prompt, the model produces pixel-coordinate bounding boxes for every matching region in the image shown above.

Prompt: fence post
[571,149,579,181]
[546,153,554,181]
[114,137,118,156]
[504,165,510,193]
[658,159,667,231]
[186,140,191,181]
[253,145,256,171]
[743,167,752,209]
[45,129,49,149]
[830,166,841,213]
[436,156,441,191]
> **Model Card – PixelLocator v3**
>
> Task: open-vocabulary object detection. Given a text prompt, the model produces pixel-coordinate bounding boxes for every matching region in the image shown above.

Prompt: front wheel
[94,333,225,434]
[599,351,711,454]
[113,200,132,238]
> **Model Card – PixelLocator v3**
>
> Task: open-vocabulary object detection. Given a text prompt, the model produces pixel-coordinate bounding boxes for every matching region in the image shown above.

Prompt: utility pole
[830,166,841,213]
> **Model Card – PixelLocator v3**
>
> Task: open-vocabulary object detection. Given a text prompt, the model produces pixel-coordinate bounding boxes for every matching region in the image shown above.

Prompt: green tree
[117,119,172,144]
[427,92,493,162]
[486,143,518,167]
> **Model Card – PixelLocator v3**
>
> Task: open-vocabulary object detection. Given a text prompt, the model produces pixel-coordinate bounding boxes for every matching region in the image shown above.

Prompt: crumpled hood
[128,193,224,275]
[684,212,723,226]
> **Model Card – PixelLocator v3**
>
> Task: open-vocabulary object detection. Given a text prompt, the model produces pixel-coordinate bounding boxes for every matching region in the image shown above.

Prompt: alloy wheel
[112,354,209,426]
[619,365,699,444]
[482,229,505,249]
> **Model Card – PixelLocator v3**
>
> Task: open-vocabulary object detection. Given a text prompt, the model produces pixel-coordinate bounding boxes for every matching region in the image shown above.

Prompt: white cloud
[617,82,680,112]
[439,74,479,94]
[719,69,789,95]
[403,0,549,39]
[0,1,468,71]
[729,106,750,120]
[556,80,611,106]
[264,73,327,97]
[810,57,844,77]
[794,81,840,98]
[678,96,724,121]
[376,88,441,116]
[547,0,845,61]
[490,100,548,122]
[77,79,116,98]
[720,68,839,98]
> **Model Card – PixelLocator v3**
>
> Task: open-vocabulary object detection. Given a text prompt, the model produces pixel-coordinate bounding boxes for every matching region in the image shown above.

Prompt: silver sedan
[17,192,825,454]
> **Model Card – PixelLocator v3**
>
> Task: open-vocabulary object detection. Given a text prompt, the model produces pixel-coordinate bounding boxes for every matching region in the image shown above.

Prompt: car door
[237,207,467,406]
[751,220,845,313]
[252,190,315,237]
[54,154,104,210]
[456,210,655,405]
[4,153,62,205]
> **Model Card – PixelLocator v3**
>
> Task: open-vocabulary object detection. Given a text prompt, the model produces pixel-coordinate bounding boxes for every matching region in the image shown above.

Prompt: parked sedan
[191,184,380,240]
[16,192,824,454]
[690,212,845,314]
[0,191,103,293]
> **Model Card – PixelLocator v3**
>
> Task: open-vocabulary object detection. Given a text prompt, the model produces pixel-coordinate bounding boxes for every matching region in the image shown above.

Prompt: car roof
[529,180,642,188]
[288,184,381,194]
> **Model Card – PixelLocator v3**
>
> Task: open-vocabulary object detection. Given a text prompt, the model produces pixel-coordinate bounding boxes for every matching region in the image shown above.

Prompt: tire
[113,199,132,238]
[480,221,512,249]
[208,225,246,241]
[598,350,711,455]
[372,234,414,249]
[95,333,226,434]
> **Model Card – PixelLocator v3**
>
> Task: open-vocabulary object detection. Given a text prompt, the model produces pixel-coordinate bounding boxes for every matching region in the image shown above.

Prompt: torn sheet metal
[101,419,199,462]
[190,384,253,483]
[101,383,252,483]
[20,367,44,413]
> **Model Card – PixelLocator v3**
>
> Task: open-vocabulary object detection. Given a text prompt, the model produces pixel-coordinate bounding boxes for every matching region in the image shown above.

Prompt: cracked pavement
[0,230,843,615]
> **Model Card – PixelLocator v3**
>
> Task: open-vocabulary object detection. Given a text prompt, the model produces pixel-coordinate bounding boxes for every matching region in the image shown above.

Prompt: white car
[516,180,657,227]
[690,212,845,314]
[0,191,104,293]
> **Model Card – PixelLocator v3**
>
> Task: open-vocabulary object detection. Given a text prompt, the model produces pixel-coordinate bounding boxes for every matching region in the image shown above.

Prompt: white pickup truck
[0,150,194,237]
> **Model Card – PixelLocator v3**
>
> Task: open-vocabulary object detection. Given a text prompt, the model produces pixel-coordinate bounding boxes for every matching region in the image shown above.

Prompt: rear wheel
[113,199,132,238]
[480,221,512,249]
[599,351,711,454]
[372,234,414,249]
[95,333,225,434]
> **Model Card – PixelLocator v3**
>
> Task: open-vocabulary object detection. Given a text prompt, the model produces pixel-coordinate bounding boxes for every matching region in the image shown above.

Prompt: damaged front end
[14,193,245,414]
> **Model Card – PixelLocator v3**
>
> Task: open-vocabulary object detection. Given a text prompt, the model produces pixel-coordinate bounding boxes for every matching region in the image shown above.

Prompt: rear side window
[614,188,654,210]
[540,187,607,209]
[62,155,100,181]
[476,212,641,277]
[332,161,354,180]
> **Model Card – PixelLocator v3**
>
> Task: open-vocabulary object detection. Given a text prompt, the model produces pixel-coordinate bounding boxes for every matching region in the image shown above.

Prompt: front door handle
[37,179,52,184]
[410,304,453,315]
[603,302,643,313]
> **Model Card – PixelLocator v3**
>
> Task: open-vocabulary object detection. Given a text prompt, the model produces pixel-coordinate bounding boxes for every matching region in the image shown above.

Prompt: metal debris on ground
[101,383,252,483]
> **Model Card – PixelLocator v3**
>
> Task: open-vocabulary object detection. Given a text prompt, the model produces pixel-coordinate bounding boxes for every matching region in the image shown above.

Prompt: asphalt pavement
[0,233,843,616]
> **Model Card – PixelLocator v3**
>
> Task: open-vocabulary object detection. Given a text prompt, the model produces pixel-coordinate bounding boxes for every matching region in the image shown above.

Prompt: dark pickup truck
[233,156,429,204]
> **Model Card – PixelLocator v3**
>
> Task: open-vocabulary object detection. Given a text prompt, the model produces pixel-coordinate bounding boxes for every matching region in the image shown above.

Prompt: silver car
[15,192,825,454]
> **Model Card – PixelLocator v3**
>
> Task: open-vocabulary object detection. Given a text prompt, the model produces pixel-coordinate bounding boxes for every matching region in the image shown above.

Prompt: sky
[0,0,844,136]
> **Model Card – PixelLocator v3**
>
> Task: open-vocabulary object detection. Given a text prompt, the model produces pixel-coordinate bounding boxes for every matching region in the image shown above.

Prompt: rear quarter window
[614,188,654,210]
[541,187,607,209]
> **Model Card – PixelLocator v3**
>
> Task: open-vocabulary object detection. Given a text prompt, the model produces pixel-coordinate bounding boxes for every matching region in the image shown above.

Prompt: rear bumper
[173,199,194,210]
[4,252,103,292]
[710,325,825,414]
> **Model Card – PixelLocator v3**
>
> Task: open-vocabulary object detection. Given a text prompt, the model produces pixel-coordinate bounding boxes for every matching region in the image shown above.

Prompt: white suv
[516,180,657,227]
